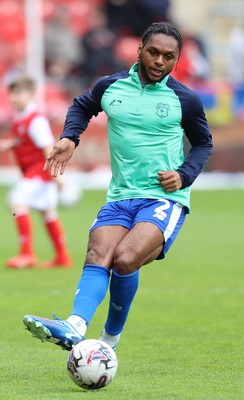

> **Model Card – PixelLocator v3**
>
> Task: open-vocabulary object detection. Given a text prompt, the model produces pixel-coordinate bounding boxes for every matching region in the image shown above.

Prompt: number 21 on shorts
[153,199,170,221]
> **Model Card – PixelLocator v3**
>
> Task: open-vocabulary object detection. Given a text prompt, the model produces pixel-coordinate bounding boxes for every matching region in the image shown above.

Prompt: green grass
[0,186,243,400]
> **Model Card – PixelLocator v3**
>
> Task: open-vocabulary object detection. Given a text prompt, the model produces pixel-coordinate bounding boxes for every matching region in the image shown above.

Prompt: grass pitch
[0,186,243,400]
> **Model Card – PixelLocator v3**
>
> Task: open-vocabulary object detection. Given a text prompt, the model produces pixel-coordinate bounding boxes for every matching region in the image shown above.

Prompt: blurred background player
[0,77,72,269]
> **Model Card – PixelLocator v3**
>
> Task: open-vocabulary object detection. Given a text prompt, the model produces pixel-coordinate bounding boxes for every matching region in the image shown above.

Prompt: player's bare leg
[85,225,129,268]
[113,222,164,273]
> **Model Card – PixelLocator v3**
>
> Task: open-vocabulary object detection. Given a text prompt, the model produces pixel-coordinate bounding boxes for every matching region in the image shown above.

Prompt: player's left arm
[157,170,182,192]
[176,92,213,188]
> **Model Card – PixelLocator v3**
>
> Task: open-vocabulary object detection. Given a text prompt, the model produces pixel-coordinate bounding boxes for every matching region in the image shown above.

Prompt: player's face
[138,33,179,83]
[9,88,34,112]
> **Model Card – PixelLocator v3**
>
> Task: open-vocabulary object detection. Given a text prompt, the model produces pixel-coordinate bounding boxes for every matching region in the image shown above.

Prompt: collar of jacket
[129,62,169,89]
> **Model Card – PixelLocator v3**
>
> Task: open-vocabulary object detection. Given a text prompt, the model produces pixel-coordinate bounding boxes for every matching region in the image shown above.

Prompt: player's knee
[85,243,116,267]
[85,246,104,264]
[113,251,138,274]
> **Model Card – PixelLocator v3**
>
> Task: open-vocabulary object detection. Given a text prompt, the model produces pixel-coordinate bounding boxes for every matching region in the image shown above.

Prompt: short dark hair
[141,22,183,53]
[8,76,36,92]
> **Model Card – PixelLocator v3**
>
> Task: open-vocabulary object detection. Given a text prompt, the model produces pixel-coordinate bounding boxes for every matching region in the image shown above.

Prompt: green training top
[61,63,213,211]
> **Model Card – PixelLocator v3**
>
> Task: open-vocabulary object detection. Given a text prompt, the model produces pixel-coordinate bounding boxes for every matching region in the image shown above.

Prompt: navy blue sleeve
[60,71,128,147]
[167,77,213,188]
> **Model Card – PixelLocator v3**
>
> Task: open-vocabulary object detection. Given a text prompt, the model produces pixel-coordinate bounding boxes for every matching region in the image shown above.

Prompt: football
[67,339,118,390]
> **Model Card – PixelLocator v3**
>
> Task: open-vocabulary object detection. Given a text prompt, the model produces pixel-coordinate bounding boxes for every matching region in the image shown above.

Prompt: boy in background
[0,77,72,269]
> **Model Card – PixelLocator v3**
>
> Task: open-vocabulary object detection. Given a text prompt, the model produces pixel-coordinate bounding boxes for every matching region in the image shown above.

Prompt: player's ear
[175,49,181,63]
[137,44,142,60]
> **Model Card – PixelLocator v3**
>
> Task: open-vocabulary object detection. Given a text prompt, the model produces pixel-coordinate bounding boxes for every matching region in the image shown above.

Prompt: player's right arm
[45,73,126,177]
[43,138,76,177]
[60,76,111,146]
[45,75,114,177]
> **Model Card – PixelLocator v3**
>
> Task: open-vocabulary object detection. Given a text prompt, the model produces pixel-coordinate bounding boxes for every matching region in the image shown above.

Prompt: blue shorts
[90,198,187,259]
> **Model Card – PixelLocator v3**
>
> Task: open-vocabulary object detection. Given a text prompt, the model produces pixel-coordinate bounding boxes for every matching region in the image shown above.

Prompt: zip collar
[129,62,169,89]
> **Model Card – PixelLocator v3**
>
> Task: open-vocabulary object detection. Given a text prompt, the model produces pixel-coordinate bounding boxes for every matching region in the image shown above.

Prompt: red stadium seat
[67,0,93,35]
[0,7,25,43]
[114,36,141,67]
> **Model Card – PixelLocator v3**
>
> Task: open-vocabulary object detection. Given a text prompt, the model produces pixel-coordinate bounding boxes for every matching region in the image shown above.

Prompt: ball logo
[93,375,108,389]
[156,102,170,118]
[87,349,109,364]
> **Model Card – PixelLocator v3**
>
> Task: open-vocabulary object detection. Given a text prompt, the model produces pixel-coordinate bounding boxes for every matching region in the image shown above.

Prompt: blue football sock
[71,264,110,324]
[105,269,139,335]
